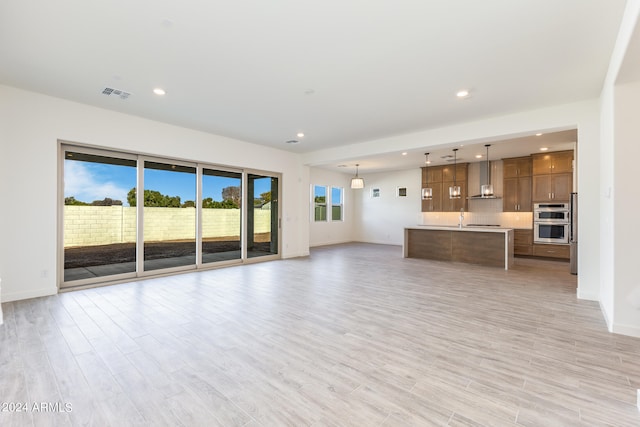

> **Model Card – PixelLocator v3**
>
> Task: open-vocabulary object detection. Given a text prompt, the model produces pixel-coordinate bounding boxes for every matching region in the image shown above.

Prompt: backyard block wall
[64,206,271,247]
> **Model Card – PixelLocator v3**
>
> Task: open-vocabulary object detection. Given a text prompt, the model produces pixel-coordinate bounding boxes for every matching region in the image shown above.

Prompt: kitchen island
[404,226,514,270]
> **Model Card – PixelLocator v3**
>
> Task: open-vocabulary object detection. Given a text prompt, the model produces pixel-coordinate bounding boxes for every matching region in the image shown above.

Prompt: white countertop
[407,225,514,233]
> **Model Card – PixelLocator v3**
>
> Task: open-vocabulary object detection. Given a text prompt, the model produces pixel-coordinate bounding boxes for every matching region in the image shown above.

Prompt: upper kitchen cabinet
[532,150,574,175]
[532,174,572,202]
[421,164,468,212]
[425,165,443,184]
[531,150,573,202]
[503,156,532,179]
[442,164,467,183]
[503,157,532,212]
[420,182,443,212]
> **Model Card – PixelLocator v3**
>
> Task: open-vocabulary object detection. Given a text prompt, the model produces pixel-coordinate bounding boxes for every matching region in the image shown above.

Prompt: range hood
[467,160,501,199]
[468,194,500,199]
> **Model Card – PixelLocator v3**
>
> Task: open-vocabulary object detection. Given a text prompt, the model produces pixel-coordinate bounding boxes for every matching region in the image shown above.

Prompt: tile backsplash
[418,210,532,229]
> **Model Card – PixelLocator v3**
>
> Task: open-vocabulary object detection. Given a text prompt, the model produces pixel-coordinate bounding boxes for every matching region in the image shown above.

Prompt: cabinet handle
[549,193,551,199]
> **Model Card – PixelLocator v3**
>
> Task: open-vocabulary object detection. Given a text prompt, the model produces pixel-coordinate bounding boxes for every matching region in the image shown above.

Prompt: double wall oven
[533,203,569,244]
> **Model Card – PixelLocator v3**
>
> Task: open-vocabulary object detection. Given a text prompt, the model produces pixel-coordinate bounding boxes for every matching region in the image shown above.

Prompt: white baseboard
[281,250,310,258]
[599,300,614,333]
[309,239,353,248]
[611,322,640,339]
[1,286,58,303]
[577,288,599,301]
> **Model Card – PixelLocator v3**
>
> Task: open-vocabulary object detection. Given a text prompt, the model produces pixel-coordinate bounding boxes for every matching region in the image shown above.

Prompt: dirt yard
[64,234,271,268]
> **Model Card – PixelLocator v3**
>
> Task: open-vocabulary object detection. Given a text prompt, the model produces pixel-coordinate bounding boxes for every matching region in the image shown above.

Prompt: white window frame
[331,186,344,222]
[312,185,328,222]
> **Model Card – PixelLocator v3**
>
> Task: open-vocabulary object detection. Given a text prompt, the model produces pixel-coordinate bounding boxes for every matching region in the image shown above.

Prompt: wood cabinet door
[504,157,532,178]
[518,158,532,177]
[532,154,552,175]
[532,175,551,201]
[517,176,532,211]
[421,182,443,212]
[443,181,466,211]
[551,173,572,200]
[426,166,443,183]
[442,164,467,182]
[504,176,532,211]
[550,151,573,174]
[503,177,519,211]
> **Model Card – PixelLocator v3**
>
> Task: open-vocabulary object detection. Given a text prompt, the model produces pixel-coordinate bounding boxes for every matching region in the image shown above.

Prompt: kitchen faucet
[459,208,464,228]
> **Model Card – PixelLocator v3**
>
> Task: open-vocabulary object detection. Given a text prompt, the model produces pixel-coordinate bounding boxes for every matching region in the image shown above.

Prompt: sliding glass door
[247,174,279,259]
[61,144,281,288]
[201,168,242,263]
[62,150,137,283]
[142,161,197,271]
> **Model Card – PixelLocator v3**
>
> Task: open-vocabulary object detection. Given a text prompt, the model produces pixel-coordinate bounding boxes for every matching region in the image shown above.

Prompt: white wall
[612,81,640,335]
[309,168,356,247]
[598,0,640,335]
[354,168,422,245]
[0,85,310,302]
[599,73,616,327]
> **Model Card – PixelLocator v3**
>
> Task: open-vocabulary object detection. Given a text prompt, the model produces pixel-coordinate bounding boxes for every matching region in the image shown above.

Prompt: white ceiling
[340,129,578,174]
[0,0,626,169]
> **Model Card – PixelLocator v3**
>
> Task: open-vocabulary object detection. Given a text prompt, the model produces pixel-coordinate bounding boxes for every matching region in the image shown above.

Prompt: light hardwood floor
[1,243,640,426]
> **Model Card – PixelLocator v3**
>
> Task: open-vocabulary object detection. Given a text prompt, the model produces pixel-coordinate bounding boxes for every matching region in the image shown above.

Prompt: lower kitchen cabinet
[514,229,533,256]
[532,243,570,260]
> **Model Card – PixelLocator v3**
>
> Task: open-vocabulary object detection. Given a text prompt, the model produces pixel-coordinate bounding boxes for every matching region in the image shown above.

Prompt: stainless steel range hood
[467,160,501,199]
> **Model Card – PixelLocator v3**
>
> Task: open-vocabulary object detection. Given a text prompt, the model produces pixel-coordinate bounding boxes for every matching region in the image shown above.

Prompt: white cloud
[64,161,131,205]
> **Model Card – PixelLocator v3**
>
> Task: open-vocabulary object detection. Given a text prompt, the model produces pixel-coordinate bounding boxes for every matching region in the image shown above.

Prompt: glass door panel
[143,161,196,271]
[247,174,279,258]
[63,151,137,283]
[202,169,242,263]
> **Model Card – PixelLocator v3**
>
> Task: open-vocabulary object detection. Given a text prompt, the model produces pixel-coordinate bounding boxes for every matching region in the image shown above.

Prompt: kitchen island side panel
[406,229,452,261]
[451,231,505,268]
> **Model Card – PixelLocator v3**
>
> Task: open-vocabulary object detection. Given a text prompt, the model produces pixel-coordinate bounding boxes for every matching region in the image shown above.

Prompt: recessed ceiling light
[536,133,543,136]
[153,88,166,96]
[285,140,299,144]
[402,152,408,156]
[475,154,483,159]
[296,132,305,138]
[540,147,549,151]
[337,164,347,168]
[456,90,470,98]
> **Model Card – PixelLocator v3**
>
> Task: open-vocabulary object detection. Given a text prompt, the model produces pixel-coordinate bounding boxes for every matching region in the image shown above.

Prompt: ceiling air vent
[101,87,131,100]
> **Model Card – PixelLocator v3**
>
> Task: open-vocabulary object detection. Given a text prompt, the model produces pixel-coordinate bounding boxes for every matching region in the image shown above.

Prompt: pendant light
[481,144,494,197]
[449,149,461,199]
[421,153,433,200]
[350,164,365,189]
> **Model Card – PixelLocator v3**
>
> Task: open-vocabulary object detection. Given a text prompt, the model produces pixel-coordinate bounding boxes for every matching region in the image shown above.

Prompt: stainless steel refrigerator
[570,192,578,275]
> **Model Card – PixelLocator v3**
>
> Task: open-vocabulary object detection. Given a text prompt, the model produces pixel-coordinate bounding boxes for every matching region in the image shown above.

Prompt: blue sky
[64,160,270,206]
